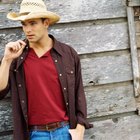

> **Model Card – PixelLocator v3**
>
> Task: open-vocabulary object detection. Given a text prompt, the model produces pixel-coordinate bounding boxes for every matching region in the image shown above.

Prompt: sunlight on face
[21,18,49,43]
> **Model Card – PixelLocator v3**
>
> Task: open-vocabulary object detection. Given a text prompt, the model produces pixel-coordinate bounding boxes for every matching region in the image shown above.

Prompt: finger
[9,45,18,52]
[18,40,26,46]
[15,41,26,52]
[16,44,25,55]
[16,42,22,51]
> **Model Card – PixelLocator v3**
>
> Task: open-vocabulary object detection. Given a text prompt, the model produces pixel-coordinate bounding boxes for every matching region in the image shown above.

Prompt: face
[21,18,49,43]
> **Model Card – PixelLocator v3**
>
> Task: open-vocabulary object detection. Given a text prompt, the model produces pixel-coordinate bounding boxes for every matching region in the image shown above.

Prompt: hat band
[21,2,45,8]
[19,12,29,16]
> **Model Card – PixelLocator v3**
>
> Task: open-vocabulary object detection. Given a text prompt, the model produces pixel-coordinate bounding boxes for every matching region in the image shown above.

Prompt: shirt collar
[49,34,63,56]
[16,34,63,69]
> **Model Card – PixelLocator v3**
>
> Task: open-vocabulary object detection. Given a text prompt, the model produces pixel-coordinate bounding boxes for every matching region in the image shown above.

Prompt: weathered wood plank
[86,82,136,117]
[127,7,140,97]
[137,34,140,48]
[0,82,136,131]
[0,0,127,29]
[0,49,133,87]
[0,21,129,55]
[135,21,140,33]
[85,115,140,140]
[0,98,13,132]
[50,21,129,54]
[136,21,140,48]
[0,135,12,140]
[81,51,132,86]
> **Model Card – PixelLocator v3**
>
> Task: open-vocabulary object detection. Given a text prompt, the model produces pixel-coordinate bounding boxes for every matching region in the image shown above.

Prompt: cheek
[37,27,46,35]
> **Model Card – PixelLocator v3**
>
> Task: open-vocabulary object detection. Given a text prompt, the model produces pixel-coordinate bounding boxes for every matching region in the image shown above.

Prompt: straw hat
[7,0,60,25]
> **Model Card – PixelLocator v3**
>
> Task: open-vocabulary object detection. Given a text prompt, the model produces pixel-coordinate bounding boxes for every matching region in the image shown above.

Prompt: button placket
[21,100,25,103]
[55,59,58,63]
[18,84,22,87]
[70,71,74,74]
[20,56,24,60]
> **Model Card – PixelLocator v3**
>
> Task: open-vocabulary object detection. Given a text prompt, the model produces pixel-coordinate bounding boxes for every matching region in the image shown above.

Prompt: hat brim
[7,11,60,25]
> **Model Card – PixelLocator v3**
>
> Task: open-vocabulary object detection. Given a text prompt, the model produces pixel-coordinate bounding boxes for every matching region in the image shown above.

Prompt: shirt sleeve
[0,84,10,99]
[74,50,93,129]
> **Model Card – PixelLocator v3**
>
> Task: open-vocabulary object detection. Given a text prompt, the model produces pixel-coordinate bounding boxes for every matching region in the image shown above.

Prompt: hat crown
[20,0,47,14]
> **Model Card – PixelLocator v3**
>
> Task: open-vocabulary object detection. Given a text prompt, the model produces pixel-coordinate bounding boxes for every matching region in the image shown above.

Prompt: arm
[0,40,26,91]
[69,50,92,140]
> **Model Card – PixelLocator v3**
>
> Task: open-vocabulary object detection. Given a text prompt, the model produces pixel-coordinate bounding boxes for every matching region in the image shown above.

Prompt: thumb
[69,129,77,136]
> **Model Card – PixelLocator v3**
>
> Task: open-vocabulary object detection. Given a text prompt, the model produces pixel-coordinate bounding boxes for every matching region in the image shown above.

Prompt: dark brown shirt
[0,35,93,140]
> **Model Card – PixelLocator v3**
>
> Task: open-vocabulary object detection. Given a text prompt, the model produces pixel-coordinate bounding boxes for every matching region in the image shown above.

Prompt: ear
[44,19,49,28]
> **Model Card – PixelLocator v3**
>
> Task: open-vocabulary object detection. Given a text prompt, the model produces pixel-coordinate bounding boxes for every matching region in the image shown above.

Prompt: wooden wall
[0,0,140,139]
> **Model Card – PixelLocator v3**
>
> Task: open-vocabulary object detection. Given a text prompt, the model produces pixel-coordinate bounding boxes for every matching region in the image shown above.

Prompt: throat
[33,47,51,58]
[30,38,53,58]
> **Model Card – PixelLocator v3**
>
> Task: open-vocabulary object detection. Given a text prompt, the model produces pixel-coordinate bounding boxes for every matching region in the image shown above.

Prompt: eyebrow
[21,20,37,25]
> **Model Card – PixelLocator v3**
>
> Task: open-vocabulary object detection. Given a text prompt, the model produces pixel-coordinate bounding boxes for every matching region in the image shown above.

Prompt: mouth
[26,35,35,39]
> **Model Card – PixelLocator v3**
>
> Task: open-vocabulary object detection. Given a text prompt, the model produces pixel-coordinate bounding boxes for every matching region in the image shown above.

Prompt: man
[0,0,93,140]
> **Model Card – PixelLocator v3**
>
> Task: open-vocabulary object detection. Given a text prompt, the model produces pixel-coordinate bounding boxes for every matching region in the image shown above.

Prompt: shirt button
[20,57,24,59]
[71,71,73,74]
[21,100,25,103]
[66,102,69,106]
[59,74,62,76]
[64,87,67,90]
[25,114,28,118]
[18,84,22,87]
[55,60,58,63]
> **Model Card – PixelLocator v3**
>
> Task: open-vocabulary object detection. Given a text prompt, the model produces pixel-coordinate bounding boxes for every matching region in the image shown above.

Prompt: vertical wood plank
[127,7,140,97]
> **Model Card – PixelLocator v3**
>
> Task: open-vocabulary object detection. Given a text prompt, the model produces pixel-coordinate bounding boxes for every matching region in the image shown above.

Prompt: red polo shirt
[23,48,69,125]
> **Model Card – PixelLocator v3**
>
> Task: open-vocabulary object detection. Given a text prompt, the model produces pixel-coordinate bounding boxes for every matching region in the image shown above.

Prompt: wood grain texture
[0,21,129,55]
[86,82,136,117]
[0,82,135,132]
[0,0,126,29]
[0,98,13,132]
[0,135,12,140]
[84,115,140,140]
[81,51,132,86]
[127,7,140,97]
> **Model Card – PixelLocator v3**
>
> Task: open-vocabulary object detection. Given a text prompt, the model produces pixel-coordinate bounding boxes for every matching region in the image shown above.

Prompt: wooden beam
[128,0,140,6]
[127,7,140,97]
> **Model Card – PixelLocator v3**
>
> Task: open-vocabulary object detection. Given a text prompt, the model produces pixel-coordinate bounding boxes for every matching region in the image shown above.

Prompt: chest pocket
[65,66,75,88]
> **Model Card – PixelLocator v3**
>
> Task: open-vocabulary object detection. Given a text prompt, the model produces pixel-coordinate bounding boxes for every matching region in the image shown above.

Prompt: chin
[28,39,37,43]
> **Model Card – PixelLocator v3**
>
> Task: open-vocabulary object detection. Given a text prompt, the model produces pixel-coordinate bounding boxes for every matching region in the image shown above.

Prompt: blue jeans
[30,125,71,140]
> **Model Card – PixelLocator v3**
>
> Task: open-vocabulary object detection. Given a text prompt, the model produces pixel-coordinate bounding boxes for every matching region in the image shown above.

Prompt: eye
[30,22,36,26]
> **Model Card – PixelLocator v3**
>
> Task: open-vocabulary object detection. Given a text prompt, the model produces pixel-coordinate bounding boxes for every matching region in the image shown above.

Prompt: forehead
[21,18,42,24]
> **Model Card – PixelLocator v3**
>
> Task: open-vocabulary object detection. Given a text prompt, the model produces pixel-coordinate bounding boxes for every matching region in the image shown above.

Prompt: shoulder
[58,41,78,58]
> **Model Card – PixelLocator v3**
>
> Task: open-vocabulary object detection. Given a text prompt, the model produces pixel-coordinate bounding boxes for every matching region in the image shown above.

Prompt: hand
[3,40,26,63]
[69,124,85,140]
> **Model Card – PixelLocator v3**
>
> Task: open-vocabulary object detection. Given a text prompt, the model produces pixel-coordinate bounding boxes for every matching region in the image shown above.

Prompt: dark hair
[41,18,46,22]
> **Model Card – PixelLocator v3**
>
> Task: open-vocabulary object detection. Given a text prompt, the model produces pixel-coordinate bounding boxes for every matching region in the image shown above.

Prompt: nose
[24,25,32,34]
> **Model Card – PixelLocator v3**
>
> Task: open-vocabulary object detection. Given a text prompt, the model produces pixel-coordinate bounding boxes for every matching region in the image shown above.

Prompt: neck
[29,34,53,57]
[30,34,52,49]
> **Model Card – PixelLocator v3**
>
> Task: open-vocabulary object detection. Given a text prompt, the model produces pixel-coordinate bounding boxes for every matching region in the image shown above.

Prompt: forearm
[0,58,12,91]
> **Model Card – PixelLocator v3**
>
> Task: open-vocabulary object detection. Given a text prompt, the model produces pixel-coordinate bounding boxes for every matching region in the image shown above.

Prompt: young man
[0,0,93,140]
